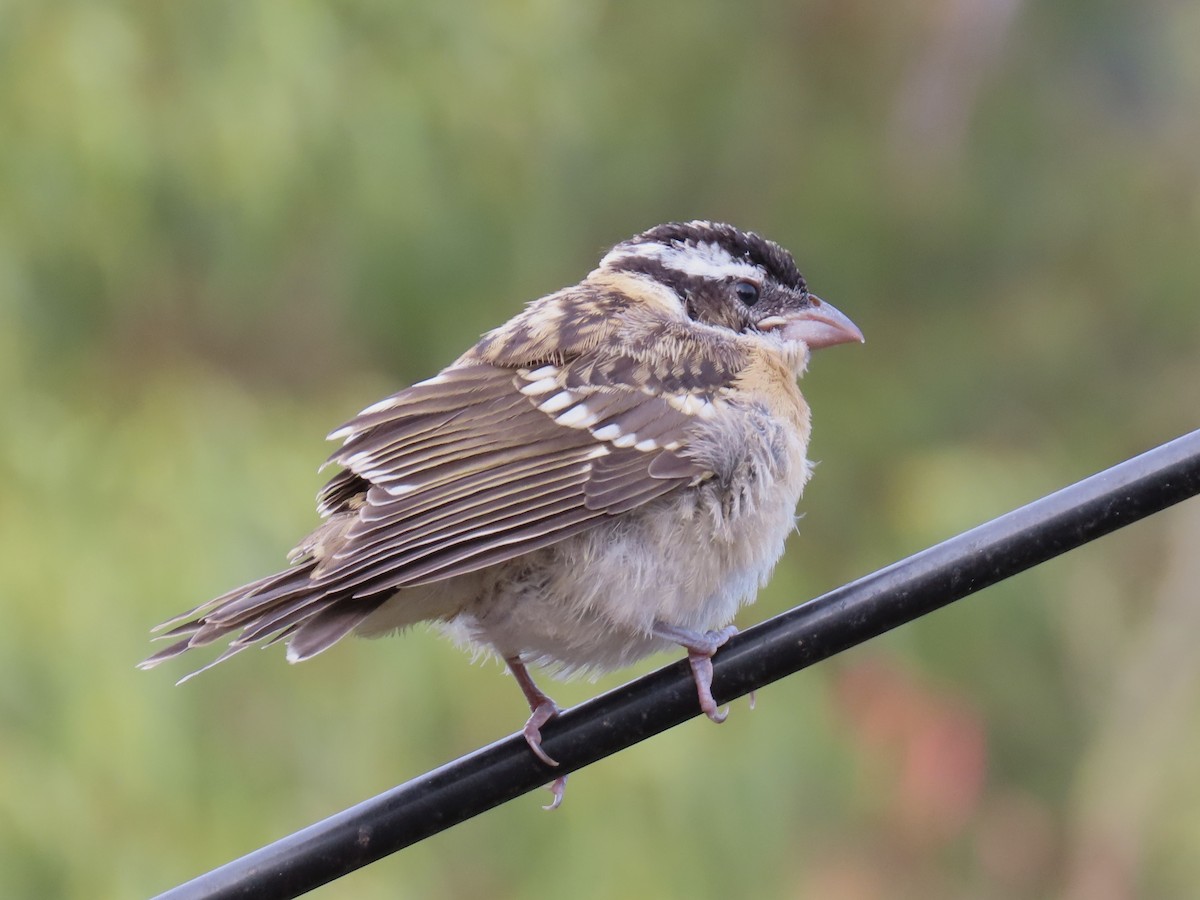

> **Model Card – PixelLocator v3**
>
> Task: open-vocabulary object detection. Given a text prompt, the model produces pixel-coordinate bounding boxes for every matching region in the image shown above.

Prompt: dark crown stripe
[625,221,806,291]
[604,255,708,305]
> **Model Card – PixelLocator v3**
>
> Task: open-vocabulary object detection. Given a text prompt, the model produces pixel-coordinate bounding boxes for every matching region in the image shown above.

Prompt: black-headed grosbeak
[143,221,863,807]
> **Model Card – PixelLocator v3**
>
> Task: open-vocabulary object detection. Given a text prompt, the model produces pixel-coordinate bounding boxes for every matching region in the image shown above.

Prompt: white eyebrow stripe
[602,241,764,283]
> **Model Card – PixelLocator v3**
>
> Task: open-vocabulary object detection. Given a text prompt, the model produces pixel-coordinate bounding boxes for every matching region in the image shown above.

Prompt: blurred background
[2,1,1199,897]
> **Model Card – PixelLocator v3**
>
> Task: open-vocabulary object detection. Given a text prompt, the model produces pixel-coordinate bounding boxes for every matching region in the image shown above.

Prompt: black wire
[154,428,1200,900]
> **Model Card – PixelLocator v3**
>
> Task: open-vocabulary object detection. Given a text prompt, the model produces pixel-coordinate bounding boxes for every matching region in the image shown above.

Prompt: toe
[523,700,561,767]
[542,775,568,811]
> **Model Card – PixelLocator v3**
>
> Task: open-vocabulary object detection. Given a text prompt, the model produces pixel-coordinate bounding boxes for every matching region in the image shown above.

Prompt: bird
[141,220,863,808]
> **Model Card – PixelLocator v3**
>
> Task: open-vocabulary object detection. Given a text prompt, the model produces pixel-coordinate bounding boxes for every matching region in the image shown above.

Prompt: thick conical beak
[781,295,864,349]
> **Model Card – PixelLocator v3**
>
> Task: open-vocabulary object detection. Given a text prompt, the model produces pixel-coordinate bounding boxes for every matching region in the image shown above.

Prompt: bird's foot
[521,696,561,767]
[653,622,745,723]
[507,656,568,811]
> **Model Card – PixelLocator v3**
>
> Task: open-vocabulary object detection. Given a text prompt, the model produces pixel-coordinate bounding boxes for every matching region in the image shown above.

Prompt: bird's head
[596,220,863,364]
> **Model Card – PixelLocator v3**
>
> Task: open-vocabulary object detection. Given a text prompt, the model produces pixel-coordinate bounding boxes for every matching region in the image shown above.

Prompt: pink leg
[506,657,567,810]
[653,622,749,723]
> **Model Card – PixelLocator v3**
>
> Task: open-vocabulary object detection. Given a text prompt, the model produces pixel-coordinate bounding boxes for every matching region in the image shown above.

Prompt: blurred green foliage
[2,1,1199,898]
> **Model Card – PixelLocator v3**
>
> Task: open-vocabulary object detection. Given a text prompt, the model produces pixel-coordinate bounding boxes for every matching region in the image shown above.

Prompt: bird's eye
[734,281,760,306]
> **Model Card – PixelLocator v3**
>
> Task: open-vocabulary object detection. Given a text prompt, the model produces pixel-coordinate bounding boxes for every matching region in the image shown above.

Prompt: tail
[138,563,389,683]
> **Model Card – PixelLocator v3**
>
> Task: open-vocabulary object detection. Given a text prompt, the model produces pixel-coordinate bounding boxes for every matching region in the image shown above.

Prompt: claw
[522,698,561,767]
[543,775,568,811]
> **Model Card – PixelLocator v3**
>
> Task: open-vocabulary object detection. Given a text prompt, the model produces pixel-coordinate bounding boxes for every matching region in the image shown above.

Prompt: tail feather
[138,559,385,680]
[202,570,316,625]
[261,622,302,648]
[148,567,304,636]
[286,598,390,662]
[137,638,193,669]
[237,596,340,646]
[175,642,254,686]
